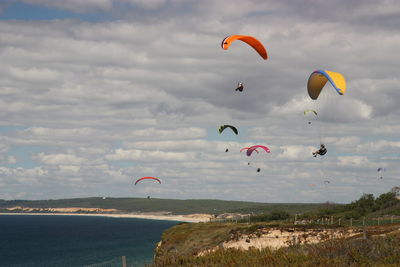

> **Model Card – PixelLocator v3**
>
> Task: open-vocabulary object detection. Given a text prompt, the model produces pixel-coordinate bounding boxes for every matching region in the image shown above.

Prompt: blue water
[0,215,179,267]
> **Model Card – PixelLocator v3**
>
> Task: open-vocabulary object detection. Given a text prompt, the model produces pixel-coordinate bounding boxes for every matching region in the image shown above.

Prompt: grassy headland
[150,191,400,266]
[151,229,400,266]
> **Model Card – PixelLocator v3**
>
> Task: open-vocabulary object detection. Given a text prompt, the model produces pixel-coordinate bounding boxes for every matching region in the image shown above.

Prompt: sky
[0,0,399,203]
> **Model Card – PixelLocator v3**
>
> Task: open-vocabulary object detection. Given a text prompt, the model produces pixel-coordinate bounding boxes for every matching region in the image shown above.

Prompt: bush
[250,210,290,222]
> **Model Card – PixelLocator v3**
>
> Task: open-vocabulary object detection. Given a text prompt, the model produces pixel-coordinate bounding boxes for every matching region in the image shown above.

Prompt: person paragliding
[235,82,244,92]
[304,110,317,125]
[312,144,327,157]
[245,145,270,172]
[377,168,386,179]
[219,125,238,152]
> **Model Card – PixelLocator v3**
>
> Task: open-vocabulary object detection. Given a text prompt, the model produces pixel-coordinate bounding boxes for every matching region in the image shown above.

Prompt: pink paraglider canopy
[246,145,270,156]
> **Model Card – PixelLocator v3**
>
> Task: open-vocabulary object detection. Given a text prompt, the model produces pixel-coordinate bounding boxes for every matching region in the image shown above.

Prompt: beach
[0,212,213,223]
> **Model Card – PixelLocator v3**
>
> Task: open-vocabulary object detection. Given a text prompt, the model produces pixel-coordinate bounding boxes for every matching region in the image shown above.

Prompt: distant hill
[0,197,328,215]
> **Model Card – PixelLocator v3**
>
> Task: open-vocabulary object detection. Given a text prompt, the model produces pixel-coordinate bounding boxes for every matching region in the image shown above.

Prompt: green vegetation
[150,231,400,266]
[234,192,400,226]
[156,222,241,258]
[308,192,400,220]
[0,197,326,215]
[247,210,291,222]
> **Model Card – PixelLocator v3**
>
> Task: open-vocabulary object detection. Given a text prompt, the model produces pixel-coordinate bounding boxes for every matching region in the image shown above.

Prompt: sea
[0,215,179,267]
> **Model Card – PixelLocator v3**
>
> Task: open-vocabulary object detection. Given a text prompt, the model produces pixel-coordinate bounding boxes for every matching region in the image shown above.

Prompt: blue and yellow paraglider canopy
[307,70,346,100]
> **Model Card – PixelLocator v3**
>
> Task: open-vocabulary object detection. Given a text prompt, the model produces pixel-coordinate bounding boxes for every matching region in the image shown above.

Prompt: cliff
[153,221,400,265]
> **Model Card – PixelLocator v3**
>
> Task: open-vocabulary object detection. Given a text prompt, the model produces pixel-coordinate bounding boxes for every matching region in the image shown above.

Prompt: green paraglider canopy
[304,109,318,116]
[218,125,238,135]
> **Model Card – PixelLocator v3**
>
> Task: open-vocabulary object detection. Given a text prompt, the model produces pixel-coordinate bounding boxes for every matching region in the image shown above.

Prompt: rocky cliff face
[218,227,360,251]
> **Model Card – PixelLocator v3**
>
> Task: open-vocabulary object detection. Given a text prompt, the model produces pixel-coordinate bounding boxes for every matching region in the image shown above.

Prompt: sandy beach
[0,212,213,223]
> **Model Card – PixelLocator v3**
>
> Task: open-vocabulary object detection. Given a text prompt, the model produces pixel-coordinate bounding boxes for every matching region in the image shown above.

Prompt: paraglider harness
[235,82,244,92]
[313,144,327,157]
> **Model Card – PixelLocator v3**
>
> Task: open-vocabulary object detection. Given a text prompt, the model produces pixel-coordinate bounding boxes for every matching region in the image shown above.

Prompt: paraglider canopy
[221,35,268,60]
[218,125,238,135]
[246,145,270,156]
[307,70,346,100]
[134,177,161,185]
[304,109,318,116]
[240,147,258,153]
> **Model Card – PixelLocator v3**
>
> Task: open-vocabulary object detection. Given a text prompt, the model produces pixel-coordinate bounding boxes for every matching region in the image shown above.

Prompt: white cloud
[128,127,207,141]
[356,140,400,153]
[58,165,81,174]
[105,148,196,162]
[21,0,114,13]
[124,0,166,9]
[0,1,398,202]
[337,156,370,167]
[36,153,86,165]
[277,145,314,160]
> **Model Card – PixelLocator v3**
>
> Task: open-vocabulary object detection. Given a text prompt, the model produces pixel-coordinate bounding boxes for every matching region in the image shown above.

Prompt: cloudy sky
[0,0,399,203]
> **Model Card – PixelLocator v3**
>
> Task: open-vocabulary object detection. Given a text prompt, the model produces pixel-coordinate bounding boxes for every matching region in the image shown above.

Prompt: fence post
[391,215,394,224]
[338,218,341,226]
[350,218,352,227]
[292,236,297,245]
[122,256,127,267]
[331,216,333,225]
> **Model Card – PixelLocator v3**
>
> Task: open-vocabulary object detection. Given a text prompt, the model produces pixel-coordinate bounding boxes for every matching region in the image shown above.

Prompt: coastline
[0,212,212,223]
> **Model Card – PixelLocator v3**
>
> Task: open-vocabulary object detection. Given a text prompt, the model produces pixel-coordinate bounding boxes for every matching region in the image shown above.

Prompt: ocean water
[0,215,179,267]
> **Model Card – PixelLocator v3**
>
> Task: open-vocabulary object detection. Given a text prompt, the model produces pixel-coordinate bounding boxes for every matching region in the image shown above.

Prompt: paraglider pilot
[235,82,244,92]
[312,144,327,157]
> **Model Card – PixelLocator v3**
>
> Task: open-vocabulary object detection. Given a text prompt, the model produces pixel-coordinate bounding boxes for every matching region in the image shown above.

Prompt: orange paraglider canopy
[221,35,268,60]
